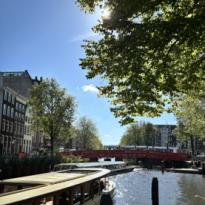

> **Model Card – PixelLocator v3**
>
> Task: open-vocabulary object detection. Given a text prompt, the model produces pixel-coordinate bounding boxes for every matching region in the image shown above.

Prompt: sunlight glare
[101,8,111,20]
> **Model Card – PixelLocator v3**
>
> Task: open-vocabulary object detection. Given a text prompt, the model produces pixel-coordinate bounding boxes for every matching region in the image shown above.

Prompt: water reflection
[110,169,205,205]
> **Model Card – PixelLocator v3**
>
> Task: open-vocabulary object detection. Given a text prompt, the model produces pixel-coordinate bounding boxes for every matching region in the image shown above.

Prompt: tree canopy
[74,116,103,150]
[29,79,75,156]
[174,90,205,139]
[77,0,205,124]
[120,122,156,146]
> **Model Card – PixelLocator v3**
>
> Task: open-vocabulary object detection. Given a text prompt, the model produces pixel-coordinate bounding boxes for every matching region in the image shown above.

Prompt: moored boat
[0,168,115,205]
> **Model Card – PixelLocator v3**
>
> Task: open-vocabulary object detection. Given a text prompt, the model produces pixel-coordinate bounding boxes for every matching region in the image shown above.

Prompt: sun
[101,8,111,20]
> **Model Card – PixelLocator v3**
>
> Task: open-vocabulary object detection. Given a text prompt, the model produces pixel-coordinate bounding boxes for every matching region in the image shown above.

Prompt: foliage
[174,120,188,144]
[74,116,103,150]
[174,90,205,154]
[61,155,88,163]
[29,79,75,156]
[120,123,143,145]
[174,91,205,139]
[120,122,156,146]
[0,155,85,179]
[77,0,205,124]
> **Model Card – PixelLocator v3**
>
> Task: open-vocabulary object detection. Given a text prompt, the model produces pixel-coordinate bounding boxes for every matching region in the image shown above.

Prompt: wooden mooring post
[151,177,159,205]
[202,163,205,176]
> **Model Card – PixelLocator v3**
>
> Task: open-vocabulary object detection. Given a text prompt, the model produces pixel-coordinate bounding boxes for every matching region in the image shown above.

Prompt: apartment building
[0,71,42,156]
[154,125,176,147]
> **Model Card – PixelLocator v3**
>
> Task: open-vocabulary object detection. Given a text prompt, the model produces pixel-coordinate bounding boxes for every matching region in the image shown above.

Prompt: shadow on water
[110,169,205,205]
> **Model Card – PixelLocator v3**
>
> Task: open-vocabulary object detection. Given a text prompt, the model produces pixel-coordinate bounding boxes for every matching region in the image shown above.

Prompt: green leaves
[29,79,75,155]
[120,122,156,146]
[175,89,205,140]
[75,116,102,150]
[77,0,205,124]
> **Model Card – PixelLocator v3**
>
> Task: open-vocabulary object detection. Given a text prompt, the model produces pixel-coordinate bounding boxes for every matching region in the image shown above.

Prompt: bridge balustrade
[62,150,191,161]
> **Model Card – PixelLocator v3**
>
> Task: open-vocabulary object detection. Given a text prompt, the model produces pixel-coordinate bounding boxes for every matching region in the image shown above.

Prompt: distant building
[0,79,27,155]
[154,125,176,147]
[0,70,43,156]
[0,70,33,98]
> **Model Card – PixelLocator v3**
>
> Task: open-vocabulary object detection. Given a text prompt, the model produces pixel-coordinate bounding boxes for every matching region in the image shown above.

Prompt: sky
[0,0,176,145]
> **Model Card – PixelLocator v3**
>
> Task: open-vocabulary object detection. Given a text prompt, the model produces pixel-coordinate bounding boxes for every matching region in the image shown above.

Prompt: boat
[53,161,126,171]
[0,167,115,205]
[53,161,135,176]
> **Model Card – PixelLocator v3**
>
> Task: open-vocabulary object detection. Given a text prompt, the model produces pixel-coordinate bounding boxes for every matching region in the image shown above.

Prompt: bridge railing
[61,150,191,161]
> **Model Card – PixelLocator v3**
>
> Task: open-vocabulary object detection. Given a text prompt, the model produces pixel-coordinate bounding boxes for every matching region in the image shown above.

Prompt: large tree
[174,91,205,154]
[120,123,143,145]
[120,122,156,146]
[77,0,205,124]
[29,79,75,157]
[74,116,102,150]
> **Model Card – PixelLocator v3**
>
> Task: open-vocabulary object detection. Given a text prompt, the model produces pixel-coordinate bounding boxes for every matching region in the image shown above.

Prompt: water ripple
[111,169,205,205]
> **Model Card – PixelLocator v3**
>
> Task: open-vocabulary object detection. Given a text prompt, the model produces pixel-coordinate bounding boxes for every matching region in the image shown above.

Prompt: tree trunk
[190,135,195,157]
[50,133,54,171]
[50,135,54,158]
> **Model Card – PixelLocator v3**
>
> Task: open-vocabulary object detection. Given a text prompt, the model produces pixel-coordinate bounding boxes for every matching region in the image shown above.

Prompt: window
[18,103,21,111]
[2,119,6,131]
[12,96,15,104]
[11,108,14,118]
[18,124,20,135]
[16,102,18,110]
[8,93,12,102]
[14,122,17,134]
[10,122,13,133]
[6,121,9,132]
[4,91,8,101]
[15,112,17,119]
[3,104,6,115]
[7,106,10,117]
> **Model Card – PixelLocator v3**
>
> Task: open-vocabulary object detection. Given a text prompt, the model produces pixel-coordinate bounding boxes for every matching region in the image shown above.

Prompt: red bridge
[61,150,190,162]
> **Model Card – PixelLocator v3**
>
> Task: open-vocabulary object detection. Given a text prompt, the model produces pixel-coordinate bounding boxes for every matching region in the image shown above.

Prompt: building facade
[0,71,42,156]
[154,125,176,147]
[0,84,27,155]
[0,70,33,98]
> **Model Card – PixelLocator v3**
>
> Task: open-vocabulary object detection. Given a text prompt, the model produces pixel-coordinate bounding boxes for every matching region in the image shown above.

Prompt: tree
[174,121,189,148]
[174,91,205,154]
[120,122,156,146]
[142,123,156,147]
[120,123,143,145]
[74,116,102,150]
[29,79,75,157]
[77,0,205,124]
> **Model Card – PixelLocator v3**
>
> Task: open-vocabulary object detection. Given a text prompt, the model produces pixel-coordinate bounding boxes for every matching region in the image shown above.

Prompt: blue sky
[0,0,176,145]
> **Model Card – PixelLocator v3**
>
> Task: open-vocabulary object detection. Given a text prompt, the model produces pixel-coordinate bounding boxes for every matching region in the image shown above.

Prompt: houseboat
[0,168,115,205]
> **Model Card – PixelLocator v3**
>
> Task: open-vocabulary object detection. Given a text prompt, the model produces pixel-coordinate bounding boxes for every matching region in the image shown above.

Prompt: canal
[110,168,205,205]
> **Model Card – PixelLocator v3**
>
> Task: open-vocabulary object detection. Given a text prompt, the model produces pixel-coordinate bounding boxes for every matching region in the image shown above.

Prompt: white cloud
[82,84,99,94]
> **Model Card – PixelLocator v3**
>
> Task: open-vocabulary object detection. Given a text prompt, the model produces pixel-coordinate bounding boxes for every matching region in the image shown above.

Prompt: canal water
[110,169,205,205]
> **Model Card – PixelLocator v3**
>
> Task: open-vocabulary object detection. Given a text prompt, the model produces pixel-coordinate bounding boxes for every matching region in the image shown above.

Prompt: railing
[62,150,191,161]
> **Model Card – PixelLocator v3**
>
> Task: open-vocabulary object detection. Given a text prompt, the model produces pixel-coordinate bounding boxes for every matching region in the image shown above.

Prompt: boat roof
[1,172,86,185]
[0,168,110,205]
[54,161,125,168]
[1,168,110,186]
